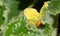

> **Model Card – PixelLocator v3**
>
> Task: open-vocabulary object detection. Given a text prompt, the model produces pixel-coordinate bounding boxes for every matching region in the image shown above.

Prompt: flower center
[36,20,42,27]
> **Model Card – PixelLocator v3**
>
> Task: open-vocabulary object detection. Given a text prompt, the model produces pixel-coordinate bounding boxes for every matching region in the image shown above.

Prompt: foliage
[0,0,59,36]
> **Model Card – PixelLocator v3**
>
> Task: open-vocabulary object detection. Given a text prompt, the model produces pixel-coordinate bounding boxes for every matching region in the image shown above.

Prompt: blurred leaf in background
[3,0,20,20]
[0,0,6,26]
[5,14,44,36]
[48,0,60,15]
[18,0,33,10]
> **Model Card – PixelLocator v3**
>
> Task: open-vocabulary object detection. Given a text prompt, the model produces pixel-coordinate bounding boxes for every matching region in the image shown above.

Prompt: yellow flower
[24,2,48,27]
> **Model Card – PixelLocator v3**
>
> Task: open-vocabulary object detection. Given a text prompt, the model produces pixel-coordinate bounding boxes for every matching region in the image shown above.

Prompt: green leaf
[41,13,54,25]
[5,13,43,36]
[0,5,6,26]
[48,0,60,15]
[3,0,20,20]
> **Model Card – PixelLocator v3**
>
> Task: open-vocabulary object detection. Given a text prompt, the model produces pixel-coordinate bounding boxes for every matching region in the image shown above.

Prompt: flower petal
[39,2,49,19]
[24,8,39,20]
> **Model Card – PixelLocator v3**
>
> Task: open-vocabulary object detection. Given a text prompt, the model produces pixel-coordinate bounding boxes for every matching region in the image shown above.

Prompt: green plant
[0,0,60,36]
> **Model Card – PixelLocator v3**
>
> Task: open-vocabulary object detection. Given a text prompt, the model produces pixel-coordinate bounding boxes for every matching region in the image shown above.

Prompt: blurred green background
[0,0,60,36]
